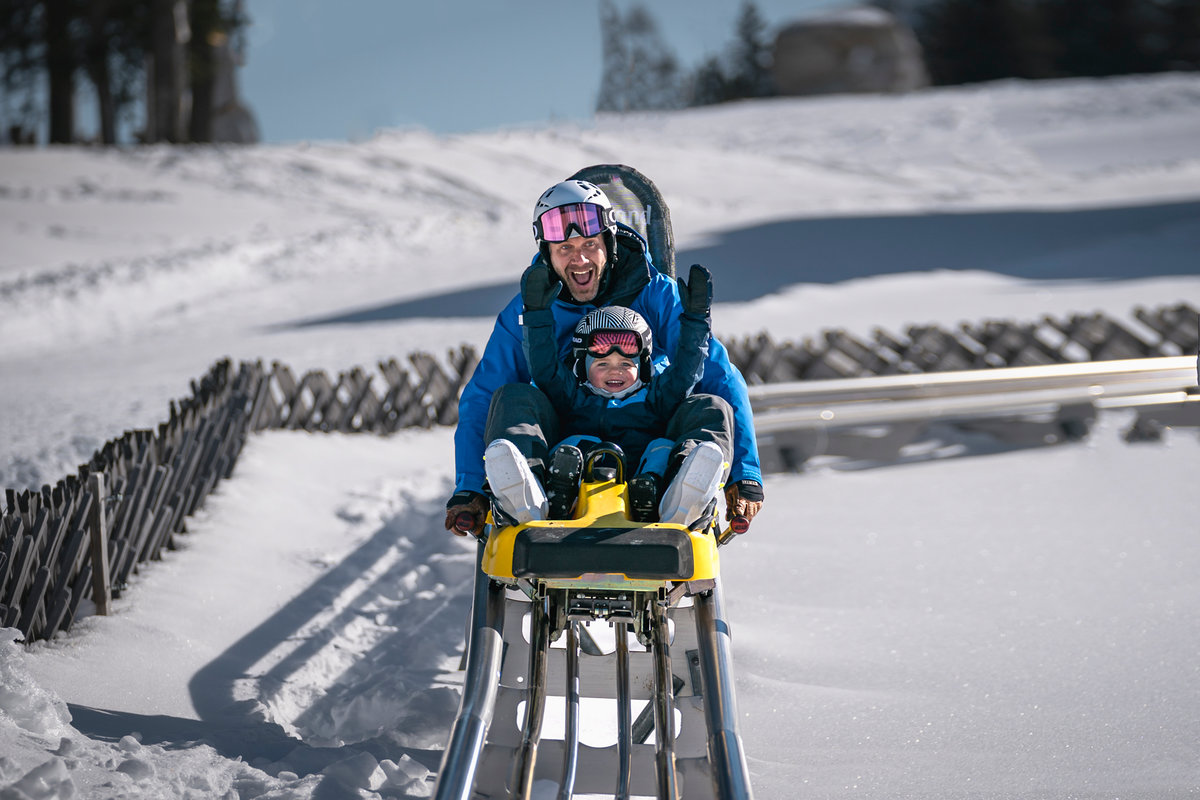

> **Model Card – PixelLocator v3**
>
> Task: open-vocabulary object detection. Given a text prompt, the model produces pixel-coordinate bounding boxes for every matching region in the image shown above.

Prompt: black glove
[444,490,489,537]
[678,264,712,319]
[521,264,561,312]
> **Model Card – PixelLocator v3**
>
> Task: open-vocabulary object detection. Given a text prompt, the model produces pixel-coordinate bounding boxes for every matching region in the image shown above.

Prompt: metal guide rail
[747,356,1199,469]
[748,355,1197,416]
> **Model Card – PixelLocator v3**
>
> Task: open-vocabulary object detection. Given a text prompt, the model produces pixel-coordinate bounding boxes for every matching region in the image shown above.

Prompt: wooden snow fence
[0,348,478,644]
[1,303,1195,644]
[725,302,1198,384]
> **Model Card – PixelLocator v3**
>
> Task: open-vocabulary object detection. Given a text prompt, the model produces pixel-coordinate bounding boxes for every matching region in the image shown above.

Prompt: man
[444,178,764,535]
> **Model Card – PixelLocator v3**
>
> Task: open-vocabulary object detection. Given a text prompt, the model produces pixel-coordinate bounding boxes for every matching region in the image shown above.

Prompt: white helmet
[532,180,617,250]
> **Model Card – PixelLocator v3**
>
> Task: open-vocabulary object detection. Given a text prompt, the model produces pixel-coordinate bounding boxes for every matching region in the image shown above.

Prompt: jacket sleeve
[646,309,709,416]
[523,307,583,411]
[635,275,763,485]
[453,295,529,493]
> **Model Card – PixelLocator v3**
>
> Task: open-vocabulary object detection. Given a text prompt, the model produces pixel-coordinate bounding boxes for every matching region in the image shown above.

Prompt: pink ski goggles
[587,330,641,359]
[534,203,612,243]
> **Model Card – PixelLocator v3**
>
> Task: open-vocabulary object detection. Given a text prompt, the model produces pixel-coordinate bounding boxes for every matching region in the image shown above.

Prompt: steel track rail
[651,600,680,800]
[558,622,581,800]
[693,580,755,800]
[749,355,1198,432]
[434,543,506,800]
[616,620,634,800]
[511,595,552,798]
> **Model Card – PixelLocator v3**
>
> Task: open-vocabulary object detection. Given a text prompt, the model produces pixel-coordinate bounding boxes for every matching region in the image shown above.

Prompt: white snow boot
[484,439,547,525]
[658,441,727,528]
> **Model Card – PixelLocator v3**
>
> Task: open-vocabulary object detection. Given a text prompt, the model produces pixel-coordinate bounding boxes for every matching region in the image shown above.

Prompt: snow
[1,73,1199,798]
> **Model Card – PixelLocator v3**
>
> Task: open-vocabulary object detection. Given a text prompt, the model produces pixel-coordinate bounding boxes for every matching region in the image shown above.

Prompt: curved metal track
[434,541,753,800]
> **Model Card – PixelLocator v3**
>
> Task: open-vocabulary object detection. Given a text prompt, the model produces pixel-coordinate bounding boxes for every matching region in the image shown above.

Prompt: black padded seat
[511,526,694,580]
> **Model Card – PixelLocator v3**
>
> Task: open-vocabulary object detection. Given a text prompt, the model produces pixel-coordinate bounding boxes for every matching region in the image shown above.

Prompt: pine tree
[1042,0,1172,77]
[917,0,1053,85]
[726,1,774,99]
[595,0,683,113]
[1164,0,1200,70]
[688,55,730,106]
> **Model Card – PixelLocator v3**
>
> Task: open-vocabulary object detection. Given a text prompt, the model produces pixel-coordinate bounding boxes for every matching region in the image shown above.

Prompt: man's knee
[488,382,554,417]
[670,394,733,440]
[484,383,560,468]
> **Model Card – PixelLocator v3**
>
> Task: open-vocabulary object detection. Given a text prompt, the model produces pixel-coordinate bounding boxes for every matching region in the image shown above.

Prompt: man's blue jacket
[453,227,762,494]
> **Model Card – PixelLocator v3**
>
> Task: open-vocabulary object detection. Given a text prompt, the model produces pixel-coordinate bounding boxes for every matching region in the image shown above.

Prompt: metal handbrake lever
[716,515,750,546]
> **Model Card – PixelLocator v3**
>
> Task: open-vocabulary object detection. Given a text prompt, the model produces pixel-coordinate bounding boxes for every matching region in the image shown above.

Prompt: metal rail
[558,622,581,800]
[651,600,680,800]
[512,596,552,798]
[616,620,633,800]
[693,580,755,800]
[433,543,506,800]
[748,355,1197,429]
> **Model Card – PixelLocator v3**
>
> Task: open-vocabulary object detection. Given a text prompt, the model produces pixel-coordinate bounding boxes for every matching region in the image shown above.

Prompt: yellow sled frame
[481,471,721,590]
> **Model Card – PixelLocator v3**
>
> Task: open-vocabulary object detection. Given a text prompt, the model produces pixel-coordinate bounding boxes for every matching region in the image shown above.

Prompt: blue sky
[240,0,844,142]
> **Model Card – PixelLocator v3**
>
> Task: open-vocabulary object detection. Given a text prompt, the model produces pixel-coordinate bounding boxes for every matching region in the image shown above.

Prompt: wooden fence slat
[3,535,36,611]
[410,353,458,426]
[134,465,172,565]
[0,517,23,603]
[143,497,181,562]
[66,564,92,631]
[110,482,149,589]
[378,360,429,431]
[52,524,88,610]
[88,473,112,616]
[42,584,72,640]
[17,565,51,639]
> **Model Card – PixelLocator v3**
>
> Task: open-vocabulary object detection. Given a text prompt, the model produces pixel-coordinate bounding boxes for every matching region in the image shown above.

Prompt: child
[483,263,733,529]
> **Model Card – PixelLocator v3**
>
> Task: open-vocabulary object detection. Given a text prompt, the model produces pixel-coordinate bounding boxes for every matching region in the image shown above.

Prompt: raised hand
[678,263,712,319]
[521,263,562,312]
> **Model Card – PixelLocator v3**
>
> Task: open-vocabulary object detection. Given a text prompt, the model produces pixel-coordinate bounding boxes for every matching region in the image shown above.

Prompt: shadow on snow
[69,505,476,788]
[283,199,1200,327]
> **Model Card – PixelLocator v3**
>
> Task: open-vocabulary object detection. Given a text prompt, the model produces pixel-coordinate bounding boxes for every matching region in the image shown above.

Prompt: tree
[685,0,777,107]
[0,0,45,141]
[726,1,774,100]
[1041,0,1172,77]
[596,0,684,113]
[912,0,1193,87]
[689,55,731,106]
[82,1,151,144]
[916,0,1054,85]
[1164,0,1200,70]
[43,0,76,143]
[0,0,245,144]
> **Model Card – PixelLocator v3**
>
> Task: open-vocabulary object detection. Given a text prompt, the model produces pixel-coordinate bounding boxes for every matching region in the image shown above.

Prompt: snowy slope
[0,73,1198,799]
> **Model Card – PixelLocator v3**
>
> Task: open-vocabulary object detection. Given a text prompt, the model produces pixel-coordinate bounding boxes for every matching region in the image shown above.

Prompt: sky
[0,73,1198,798]
[239,0,847,141]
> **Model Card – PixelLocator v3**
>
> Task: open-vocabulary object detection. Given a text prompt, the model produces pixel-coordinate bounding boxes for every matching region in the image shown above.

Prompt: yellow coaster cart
[434,444,754,800]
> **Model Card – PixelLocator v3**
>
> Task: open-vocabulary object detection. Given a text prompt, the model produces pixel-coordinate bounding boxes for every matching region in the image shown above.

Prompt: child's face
[587,353,638,394]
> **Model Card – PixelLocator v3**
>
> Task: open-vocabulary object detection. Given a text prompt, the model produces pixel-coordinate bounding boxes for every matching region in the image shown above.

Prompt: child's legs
[636,437,674,477]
